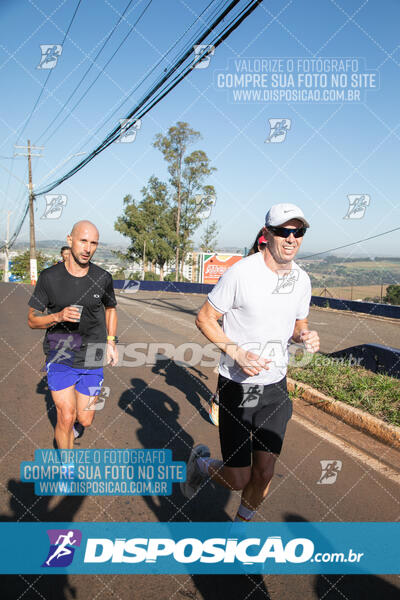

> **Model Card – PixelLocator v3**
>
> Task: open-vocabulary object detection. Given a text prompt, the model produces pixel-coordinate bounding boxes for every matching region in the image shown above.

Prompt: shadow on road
[152,356,212,425]
[36,375,57,430]
[0,479,84,600]
[284,512,400,600]
[118,359,272,599]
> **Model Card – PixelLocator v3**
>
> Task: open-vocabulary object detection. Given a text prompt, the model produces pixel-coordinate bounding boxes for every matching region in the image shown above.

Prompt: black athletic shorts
[217,374,292,468]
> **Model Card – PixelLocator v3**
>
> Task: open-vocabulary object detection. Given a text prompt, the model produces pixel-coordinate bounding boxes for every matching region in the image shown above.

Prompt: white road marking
[292,413,400,485]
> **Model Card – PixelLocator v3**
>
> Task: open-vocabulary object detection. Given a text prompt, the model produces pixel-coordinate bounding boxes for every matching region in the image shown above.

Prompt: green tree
[200,220,219,253]
[384,284,400,305]
[115,176,176,281]
[154,122,216,280]
[11,250,47,282]
[112,267,126,280]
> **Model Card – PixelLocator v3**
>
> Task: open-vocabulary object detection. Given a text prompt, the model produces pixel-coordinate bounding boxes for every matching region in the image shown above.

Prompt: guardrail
[113,279,214,294]
[329,344,400,379]
[113,280,400,319]
[310,295,400,319]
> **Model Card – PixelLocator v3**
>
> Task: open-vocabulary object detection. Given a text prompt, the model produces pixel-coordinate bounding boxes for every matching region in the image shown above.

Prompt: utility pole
[3,211,12,282]
[27,140,36,285]
[14,141,43,285]
[143,239,146,279]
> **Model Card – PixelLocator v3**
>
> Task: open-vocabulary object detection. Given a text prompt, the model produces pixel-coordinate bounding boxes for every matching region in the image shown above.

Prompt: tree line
[114,121,219,281]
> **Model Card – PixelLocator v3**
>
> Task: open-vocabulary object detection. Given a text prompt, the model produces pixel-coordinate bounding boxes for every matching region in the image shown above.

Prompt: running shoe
[209,393,219,427]
[73,422,84,439]
[180,444,210,499]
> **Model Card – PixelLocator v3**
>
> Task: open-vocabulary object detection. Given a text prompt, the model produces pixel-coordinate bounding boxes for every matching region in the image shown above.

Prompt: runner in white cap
[181,203,320,523]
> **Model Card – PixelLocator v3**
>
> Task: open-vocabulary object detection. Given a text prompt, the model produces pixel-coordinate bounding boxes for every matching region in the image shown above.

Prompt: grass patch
[288,354,400,427]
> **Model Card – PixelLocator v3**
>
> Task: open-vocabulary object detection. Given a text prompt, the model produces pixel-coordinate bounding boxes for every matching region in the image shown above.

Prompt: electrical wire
[300,227,400,259]
[4,0,261,247]
[59,0,224,154]
[16,0,83,144]
[35,0,136,144]
[35,0,261,197]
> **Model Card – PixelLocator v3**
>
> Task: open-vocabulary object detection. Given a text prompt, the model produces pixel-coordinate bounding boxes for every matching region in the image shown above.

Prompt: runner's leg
[239,450,278,511]
[75,390,96,428]
[207,462,251,490]
[51,386,77,449]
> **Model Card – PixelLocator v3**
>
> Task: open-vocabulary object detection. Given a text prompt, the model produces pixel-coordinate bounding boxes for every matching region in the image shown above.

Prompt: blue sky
[1,0,399,257]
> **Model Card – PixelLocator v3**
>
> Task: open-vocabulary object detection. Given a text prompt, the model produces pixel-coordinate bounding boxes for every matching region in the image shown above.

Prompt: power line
[16,0,83,144]
[301,226,400,259]
[5,0,261,248]
[2,0,82,252]
[73,0,224,155]
[35,0,262,197]
[36,0,137,144]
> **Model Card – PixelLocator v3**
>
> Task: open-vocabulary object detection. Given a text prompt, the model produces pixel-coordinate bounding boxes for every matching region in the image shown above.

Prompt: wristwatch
[107,335,119,343]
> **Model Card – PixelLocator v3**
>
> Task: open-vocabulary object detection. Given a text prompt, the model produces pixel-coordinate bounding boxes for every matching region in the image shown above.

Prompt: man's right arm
[28,306,81,329]
[195,300,270,377]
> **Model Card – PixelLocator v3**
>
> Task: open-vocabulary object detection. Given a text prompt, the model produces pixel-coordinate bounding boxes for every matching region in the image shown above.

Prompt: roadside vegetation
[288,354,400,426]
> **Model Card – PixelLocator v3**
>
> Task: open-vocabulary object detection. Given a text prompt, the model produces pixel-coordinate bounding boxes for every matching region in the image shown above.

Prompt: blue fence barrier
[310,295,400,319]
[113,279,214,294]
[113,280,400,319]
[329,343,400,379]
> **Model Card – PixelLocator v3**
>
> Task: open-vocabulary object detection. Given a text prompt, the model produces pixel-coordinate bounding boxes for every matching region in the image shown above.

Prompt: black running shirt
[28,261,117,368]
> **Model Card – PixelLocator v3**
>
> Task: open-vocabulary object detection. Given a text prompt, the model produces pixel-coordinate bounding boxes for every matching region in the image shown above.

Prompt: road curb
[287,377,400,449]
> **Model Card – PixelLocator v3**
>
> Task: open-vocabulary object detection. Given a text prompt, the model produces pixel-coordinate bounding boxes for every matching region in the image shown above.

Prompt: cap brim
[267,214,310,228]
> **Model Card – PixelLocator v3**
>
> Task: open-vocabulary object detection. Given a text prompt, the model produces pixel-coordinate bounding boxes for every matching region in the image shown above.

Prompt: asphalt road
[0,283,399,599]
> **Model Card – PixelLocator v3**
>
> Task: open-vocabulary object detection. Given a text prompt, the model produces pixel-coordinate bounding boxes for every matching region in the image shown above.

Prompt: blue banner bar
[0,522,398,574]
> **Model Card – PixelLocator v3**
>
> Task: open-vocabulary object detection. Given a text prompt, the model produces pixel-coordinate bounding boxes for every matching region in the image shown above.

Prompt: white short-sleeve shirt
[207,251,312,385]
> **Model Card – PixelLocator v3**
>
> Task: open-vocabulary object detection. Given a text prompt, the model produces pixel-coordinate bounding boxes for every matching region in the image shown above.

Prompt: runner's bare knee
[77,409,94,427]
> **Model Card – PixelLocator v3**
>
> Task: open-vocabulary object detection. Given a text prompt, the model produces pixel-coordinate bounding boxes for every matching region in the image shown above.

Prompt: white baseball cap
[265,203,310,228]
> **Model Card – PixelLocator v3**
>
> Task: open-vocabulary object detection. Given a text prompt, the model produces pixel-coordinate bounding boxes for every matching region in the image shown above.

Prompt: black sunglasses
[267,225,307,238]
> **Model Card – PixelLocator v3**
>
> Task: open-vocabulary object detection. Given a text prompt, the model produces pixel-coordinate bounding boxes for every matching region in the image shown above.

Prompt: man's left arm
[105,306,118,366]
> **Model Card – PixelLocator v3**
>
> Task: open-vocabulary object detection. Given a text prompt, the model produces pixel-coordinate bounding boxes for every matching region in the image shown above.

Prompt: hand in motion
[106,342,119,366]
[57,306,81,323]
[300,329,320,353]
[235,347,271,377]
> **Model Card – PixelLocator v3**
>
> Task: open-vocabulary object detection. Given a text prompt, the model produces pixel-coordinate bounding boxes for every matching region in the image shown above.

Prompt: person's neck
[64,256,90,277]
[261,248,292,273]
